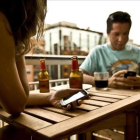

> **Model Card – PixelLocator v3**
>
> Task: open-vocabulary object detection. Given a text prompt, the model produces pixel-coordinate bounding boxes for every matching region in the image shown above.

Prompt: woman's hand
[49,89,83,110]
[108,70,138,89]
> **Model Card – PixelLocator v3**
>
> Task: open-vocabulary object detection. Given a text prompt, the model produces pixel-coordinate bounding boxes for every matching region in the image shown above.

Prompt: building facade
[44,21,105,55]
[43,21,105,79]
[26,22,106,82]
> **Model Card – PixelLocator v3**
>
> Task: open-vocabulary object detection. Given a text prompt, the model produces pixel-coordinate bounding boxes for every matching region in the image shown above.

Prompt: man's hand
[127,75,140,89]
[108,70,140,89]
[49,89,83,110]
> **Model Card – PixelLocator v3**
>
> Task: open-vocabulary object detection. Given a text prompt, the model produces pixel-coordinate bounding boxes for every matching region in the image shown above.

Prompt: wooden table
[0,87,140,140]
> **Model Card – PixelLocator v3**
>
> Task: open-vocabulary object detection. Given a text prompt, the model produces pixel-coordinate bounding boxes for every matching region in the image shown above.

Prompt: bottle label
[39,80,50,93]
[69,77,83,89]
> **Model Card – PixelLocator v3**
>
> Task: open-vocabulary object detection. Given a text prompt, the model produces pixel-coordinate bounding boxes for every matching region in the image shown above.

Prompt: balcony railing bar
[25,54,86,65]
[25,55,85,90]
[29,78,69,90]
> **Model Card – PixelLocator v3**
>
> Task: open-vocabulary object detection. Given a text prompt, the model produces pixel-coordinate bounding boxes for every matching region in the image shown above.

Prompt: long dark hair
[0,0,47,57]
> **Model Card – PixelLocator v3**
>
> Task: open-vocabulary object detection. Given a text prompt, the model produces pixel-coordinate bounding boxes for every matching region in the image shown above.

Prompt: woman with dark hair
[0,0,82,115]
[0,0,47,56]
[0,0,83,139]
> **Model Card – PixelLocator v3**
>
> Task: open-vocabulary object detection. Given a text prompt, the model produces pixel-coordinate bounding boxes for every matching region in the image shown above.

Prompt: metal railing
[29,78,69,90]
[25,54,86,65]
[25,54,86,90]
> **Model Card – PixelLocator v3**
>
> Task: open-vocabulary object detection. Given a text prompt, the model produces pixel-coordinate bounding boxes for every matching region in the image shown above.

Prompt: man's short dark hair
[107,11,132,34]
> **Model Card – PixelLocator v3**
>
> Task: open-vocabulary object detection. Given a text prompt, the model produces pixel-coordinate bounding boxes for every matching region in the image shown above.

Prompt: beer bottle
[69,56,83,89]
[38,59,50,93]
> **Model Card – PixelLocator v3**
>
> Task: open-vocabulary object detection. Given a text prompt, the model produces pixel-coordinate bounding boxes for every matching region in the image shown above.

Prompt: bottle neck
[40,60,46,71]
[71,59,79,71]
[40,69,46,72]
[71,69,79,72]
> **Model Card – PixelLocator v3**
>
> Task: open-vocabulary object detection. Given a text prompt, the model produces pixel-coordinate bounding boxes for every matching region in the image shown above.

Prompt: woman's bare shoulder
[0,11,12,32]
[0,11,7,22]
[0,11,15,60]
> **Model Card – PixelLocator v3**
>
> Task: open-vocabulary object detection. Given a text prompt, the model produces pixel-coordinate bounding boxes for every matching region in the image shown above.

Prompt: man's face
[108,23,130,51]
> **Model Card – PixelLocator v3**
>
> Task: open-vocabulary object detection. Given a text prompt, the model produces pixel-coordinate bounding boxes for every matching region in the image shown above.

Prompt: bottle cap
[40,59,46,70]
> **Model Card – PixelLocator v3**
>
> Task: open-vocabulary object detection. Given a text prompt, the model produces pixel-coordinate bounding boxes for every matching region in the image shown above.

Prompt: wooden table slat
[24,108,70,123]
[42,107,86,117]
[89,92,128,99]
[0,109,52,131]
[77,104,99,111]
[83,100,110,106]
[87,87,139,96]
[90,96,120,103]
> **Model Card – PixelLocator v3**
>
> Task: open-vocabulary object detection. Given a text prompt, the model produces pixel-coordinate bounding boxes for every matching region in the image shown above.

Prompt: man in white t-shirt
[80,11,140,89]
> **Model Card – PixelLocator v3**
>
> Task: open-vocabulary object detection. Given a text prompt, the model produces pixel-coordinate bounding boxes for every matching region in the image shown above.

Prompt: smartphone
[124,71,136,78]
[60,89,89,107]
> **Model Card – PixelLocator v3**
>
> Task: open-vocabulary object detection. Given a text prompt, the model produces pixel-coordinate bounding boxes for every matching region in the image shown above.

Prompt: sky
[45,0,140,45]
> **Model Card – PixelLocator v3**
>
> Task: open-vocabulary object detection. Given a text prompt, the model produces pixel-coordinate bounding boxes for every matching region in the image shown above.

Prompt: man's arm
[80,69,95,86]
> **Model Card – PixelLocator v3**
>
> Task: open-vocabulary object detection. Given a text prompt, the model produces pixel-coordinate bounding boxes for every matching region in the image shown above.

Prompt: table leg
[77,132,92,140]
[125,111,137,140]
[77,133,86,140]
[138,105,140,140]
[0,120,4,127]
[0,125,31,140]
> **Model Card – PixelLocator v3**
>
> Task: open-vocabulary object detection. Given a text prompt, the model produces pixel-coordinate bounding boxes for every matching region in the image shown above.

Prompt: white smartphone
[60,89,89,107]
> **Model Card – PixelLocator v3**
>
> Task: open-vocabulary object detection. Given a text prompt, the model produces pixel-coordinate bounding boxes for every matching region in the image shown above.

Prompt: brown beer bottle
[38,59,50,93]
[69,56,83,89]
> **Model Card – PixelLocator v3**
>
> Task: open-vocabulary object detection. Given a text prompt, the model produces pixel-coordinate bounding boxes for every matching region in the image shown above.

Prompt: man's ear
[107,29,109,35]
